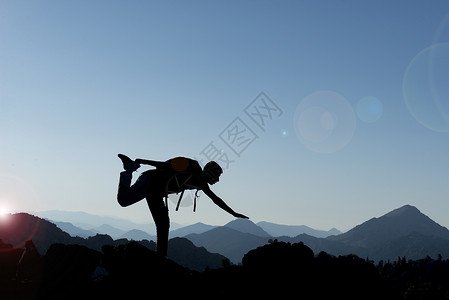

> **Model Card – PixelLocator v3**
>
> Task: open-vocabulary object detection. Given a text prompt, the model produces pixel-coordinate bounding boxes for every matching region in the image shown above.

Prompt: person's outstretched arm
[203,185,248,219]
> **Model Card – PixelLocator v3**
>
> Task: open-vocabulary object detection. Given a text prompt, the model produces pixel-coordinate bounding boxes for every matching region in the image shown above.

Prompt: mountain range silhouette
[0,213,226,271]
[2,205,449,299]
[330,205,449,245]
[185,205,449,263]
[4,205,449,264]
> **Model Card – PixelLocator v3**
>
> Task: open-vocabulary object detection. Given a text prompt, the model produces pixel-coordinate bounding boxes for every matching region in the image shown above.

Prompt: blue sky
[1,1,449,231]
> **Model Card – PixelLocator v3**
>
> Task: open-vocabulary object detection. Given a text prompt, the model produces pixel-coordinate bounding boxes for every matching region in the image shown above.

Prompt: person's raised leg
[117,154,142,207]
[146,197,170,256]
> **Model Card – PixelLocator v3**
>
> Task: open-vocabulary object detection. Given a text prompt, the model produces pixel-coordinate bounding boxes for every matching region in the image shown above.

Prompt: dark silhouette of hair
[203,161,223,176]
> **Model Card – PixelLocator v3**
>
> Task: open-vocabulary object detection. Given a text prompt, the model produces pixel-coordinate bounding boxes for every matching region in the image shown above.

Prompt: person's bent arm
[203,186,248,219]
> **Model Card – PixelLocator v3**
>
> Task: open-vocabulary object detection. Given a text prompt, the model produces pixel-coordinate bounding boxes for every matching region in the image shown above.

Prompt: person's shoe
[118,154,140,172]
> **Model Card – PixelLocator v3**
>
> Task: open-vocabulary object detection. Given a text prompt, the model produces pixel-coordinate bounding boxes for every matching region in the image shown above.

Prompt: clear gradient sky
[1,1,449,231]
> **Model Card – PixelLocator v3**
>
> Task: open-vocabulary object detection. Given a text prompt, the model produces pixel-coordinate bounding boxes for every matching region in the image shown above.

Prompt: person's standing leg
[146,197,170,256]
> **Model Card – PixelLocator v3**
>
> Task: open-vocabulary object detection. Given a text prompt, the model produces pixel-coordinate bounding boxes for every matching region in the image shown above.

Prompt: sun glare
[0,204,11,219]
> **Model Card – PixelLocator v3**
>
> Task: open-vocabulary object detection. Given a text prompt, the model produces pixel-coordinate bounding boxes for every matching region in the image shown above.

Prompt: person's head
[203,161,223,185]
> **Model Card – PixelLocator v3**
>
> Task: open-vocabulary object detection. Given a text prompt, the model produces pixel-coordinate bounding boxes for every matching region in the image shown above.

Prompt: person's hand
[233,212,249,219]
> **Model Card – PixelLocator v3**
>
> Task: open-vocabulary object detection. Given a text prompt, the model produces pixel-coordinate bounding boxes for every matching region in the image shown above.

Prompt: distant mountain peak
[169,222,218,238]
[225,219,271,238]
[328,205,449,250]
[384,205,420,217]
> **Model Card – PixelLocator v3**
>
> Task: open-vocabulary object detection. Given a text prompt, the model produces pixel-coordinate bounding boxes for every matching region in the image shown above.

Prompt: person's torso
[163,157,203,194]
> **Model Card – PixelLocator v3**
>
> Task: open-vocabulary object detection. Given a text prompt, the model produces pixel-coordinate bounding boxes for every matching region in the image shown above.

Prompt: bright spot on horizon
[0,203,12,221]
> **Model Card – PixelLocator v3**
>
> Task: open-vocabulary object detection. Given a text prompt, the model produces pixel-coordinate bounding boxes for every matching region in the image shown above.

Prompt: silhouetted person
[117,154,248,256]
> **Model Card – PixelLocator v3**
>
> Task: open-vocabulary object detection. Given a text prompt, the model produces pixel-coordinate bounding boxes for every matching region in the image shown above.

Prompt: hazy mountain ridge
[257,221,342,238]
[0,213,227,272]
[10,205,449,265]
[170,222,218,237]
[53,221,97,238]
[119,229,156,241]
[52,220,155,241]
[184,205,449,263]
[36,209,341,239]
[35,210,146,230]
[34,210,182,235]
[91,224,127,239]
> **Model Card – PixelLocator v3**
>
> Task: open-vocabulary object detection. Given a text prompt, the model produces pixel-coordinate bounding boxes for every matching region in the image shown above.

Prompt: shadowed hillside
[2,205,449,299]
[2,230,449,298]
[186,226,268,263]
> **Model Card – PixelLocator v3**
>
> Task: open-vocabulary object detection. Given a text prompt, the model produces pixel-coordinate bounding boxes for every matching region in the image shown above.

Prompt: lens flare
[356,96,383,123]
[403,43,449,132]
[280,129,289,137]
[0,174,41,249]
[294,91,356,154]
[0,204,11,217]
[0,205,11,225]
[0,174,41,213]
